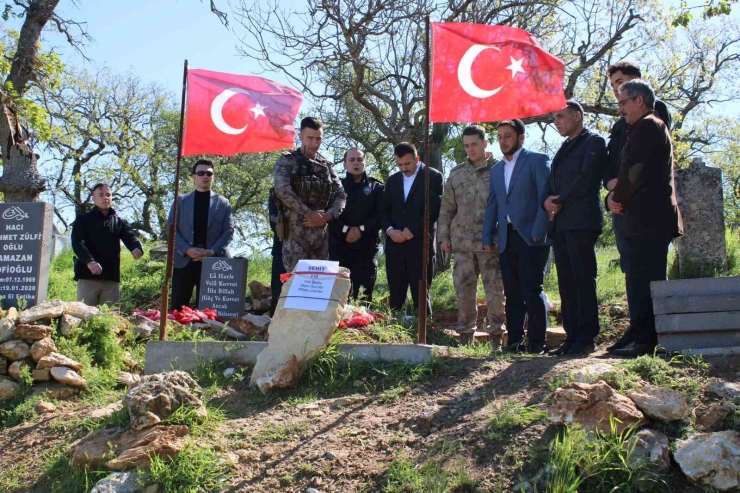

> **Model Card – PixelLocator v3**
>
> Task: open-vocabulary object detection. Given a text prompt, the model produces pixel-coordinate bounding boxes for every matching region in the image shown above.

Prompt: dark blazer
[329,173,385,253]
[168,190,235,269]
[483,148,552,253]
[541,129,607,232]
[611,112,683,238]
[380,164,444,254]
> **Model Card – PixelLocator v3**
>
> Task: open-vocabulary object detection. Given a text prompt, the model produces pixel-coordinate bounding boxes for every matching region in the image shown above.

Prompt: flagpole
[160,59,189,341]
[417,16,431,345]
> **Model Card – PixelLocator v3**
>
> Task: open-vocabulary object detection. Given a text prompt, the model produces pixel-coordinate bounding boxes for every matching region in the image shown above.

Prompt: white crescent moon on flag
[211,87,250,135]
[457,45,504,99]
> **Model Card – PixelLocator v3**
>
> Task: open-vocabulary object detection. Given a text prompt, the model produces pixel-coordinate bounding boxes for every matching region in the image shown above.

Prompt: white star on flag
[506,56,525,78]
[250,103,267,118]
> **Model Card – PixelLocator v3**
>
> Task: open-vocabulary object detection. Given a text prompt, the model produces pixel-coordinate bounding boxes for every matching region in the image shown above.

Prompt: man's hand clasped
[186,248,213,262]
[607,191,623,214]
[304,210,329,228]
[86,261,103,275]
[544,194,562,221]
[346,227,362,243]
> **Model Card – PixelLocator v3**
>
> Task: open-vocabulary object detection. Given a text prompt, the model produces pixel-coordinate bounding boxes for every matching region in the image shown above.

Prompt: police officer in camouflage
[273,117,346,272]
[438,125,506,336]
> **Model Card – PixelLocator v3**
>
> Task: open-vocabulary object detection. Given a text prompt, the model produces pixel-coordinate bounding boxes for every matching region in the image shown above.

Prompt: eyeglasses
[617,96,638,108]
[195,171,214,177]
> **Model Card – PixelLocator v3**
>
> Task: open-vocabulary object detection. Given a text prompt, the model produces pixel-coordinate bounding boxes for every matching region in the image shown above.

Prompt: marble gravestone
[0,202,53,309]
[198,257,248,319]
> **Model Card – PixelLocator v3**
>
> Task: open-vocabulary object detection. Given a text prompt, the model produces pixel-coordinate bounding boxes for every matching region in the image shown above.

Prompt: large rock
[117,371,141,388]
[0,377,19,401]
[625,428,670,471]
[59,314,82,337]
[697,403,737,431]
[627,385,690,421]
[4,307,19,322]
[0,317,14,343]
[71,424,189,471]
[250,267,351,393]
[50,366,86,387]
[90,472,138,493]
[32,382,78,400]
[30,337,57,362]
[248,279,272,299]
[63,301,100,320]
[34,401,57,414]
[570,363,619,384]
[19,300,65,324]
[36,352,83,371]
[12,324,53,341]
[125,371,206,430]
[546,381,645,434]
[8,359,32,381]
[227,314,271,337]
[32,368,51,383]
[128,315,158,339]
[705,381,740,400]
[674,431,740,491]
[0,340,31,361]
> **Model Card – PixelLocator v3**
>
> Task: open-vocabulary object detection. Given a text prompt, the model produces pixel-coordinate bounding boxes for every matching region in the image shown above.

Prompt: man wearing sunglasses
[168,159,235,310]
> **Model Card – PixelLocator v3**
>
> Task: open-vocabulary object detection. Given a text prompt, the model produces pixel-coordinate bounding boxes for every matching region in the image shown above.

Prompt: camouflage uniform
[438,154,506,334]
[274,149,346,272]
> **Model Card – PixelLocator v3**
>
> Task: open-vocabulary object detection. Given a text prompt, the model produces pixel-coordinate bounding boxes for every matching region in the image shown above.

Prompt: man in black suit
[380,142,444,315]
[542,101,607,357]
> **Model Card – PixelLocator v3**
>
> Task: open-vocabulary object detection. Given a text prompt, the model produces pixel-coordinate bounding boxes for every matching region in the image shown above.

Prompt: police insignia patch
[364,186,371,195]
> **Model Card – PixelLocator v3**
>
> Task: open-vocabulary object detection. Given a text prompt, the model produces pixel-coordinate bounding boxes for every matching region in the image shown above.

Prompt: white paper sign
[284,259,340,311]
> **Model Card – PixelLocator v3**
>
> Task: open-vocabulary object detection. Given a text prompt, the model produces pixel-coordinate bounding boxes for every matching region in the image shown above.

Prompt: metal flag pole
[159,59,189,341]
[417,16,432,345]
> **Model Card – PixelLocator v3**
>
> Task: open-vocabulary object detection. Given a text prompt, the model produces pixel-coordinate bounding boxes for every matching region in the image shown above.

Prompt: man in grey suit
[168,159,235,310]
[483,120,552,354]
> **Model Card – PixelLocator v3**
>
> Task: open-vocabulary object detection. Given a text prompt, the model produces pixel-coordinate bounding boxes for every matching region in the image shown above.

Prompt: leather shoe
[607,331,636,353]
[564,341,595,357]
[547,342,573,356]
[611,342,656,358]
[528,342,546,355]
[503,340,526,353]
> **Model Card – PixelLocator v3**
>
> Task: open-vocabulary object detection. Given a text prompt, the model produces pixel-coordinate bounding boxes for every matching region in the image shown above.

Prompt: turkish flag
[430,23,566,123]
[182,69,303,156]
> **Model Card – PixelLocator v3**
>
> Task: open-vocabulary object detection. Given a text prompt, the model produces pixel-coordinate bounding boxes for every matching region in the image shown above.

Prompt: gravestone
[674,158,726,277]
[198,257,248,319]
[0,202,53,309]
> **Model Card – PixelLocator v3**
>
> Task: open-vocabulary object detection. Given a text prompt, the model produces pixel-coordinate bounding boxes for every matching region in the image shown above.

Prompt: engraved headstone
[0,202,53,309]
[198,257,248,319]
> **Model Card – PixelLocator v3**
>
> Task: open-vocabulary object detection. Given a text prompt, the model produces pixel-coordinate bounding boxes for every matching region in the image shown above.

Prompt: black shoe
[564,341,595,357]
[503,340,526,353]
[528,342,546,355]
[607,331,636,353]
[611,342,656,358]
[547,342,573,356]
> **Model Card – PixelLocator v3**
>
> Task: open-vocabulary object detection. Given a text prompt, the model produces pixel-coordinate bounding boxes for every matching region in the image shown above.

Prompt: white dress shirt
[503,148,523,223]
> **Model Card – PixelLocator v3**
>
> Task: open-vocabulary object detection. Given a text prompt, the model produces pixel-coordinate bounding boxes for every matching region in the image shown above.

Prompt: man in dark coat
[329,148,384,302]
[542,101,607,356]
[380,142,443,315]
[608,79,683,357]
[72,183,143,306]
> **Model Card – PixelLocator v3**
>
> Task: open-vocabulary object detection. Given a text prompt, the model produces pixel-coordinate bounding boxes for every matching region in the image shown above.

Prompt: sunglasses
[195,171,214,177]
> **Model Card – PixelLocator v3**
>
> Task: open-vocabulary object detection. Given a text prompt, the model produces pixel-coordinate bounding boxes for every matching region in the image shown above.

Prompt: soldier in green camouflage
[273,117,346,272]
[438,125,506,335]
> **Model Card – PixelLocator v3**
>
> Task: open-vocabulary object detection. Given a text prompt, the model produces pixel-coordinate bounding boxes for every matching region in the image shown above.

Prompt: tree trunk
[0,120,45,202]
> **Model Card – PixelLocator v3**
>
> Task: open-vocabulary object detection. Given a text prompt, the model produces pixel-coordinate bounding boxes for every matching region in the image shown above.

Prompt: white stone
[705,381,740,399]
[90,471,138,493]
[30,337,57,362]
[0,340,30,361]
[625,428,670,471]
[128,315,157,339]
[627,385,690,421]
[117,371,141,388]
[34,401,57,414]
[59,314,82,337]
[50,366,86,387]
[8,359,32,381]
[674,431,740,491]
[19,300,65,324]
[0,377,19,401]
[0,317,14,343]
[63,301,100,320]
[36,352,83,371]
[570,363,619,384]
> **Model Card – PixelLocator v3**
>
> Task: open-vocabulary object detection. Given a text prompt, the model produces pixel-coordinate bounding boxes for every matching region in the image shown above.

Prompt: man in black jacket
[329,148,385,301]
[542,101,607,356]
[72,183,143,306]
[380,142,444,315]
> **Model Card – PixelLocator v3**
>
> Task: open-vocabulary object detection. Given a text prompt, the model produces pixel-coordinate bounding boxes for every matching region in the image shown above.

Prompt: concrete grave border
[144,340,442,374]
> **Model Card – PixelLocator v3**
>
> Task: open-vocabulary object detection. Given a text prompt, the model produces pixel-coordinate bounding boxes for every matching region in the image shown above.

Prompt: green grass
[255,421,309,443]
[486,399,547,440]
[614,354,709,397]
[144,443,231,493]
[383,454,478,493]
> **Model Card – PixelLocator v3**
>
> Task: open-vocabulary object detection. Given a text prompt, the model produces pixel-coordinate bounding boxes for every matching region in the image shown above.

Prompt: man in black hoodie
[72,183,143,306]
[329,148,384,301]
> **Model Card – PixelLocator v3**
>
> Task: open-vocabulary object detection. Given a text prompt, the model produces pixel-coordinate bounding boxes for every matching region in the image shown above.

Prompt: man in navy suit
[483,120,552,353]
[380,142,444,315]
[168,159,235,310]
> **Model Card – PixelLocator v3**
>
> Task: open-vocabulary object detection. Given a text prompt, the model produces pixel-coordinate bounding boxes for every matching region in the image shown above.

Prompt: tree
[0,0,88,202]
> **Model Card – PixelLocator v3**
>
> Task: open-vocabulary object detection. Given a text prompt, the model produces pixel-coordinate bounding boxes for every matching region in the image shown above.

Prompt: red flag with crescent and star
[182,69,303,156]
[430,23,566,123]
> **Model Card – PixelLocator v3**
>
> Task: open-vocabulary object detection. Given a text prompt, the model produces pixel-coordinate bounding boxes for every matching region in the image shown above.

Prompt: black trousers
[623,235,671,345]
[269,234,285,316]
[385,239,433,315]
[552,229,601,344]
[170,260,202,311]
[499,225,550,345]
[332,248,378,302]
